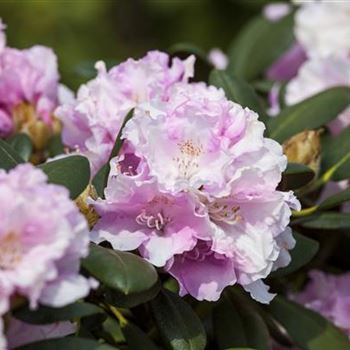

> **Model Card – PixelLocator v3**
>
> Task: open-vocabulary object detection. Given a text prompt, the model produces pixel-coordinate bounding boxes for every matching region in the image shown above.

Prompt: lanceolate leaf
[92,109,134,196]
[122,322,159,350]
[318,187,350,210]
[295,212,350,230]
[150,289,206,350]
[268,296,350,350]
[13,302,103,325]
[228,14,294,81]
[7,133,33,161]
[213,293,269,350]
[322,124,350,181]
[16,337,119,350]
[209,70,267,124]
[271,232,319,278]
[268,87,350,143]
[38,155,90,199]
[82,244,159,304]
[0,138,25,170]
[280,163,315,190]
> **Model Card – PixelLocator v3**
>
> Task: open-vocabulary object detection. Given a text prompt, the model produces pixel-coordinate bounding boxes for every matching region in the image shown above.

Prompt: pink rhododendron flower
[6,317,75,349]
[91,81,300,303]
[285,55,350,135]
[0,20,61,141]
[294,271,350,338]
[56,51,195,175]
[207,48,228,70]
[295,1,350,58]
[0,164,95,323]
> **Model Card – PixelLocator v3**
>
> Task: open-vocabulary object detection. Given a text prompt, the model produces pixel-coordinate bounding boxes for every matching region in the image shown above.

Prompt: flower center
[182,241,213,262]
[208,201,241,225]
[136,210,166,230]
[0,232,22,270]
[135,196,173,231]
[173,139,203,179]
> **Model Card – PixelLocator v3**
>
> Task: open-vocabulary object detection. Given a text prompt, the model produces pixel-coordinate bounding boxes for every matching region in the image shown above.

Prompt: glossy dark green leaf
[7,133,32,161]
[295,212,350,230]
[228,14,294,81]
[319,186,350,210]
[209,70,267,123]
[268,296,350,350]
[271,232,319,278]
[102,317,125,344]
[16,337,119,350]
[13,302,103,325]
[268,87,350,143]
[48,134,65,157]
[82,244,159,306]
[95,108,134,192]
[92,163,109,198]
[150,289,206,350]
[213,294,269,350]
[280,163,315,190]
[37,155,90,199]
[0,138,25,170]
[122,322,159,350]
[322,124,350,181]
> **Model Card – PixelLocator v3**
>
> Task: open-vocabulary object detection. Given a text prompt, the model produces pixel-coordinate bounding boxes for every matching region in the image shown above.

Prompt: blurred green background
[0,0,271,89]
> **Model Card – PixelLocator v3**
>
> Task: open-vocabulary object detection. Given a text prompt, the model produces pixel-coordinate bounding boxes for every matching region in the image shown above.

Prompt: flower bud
[283,129,322,174]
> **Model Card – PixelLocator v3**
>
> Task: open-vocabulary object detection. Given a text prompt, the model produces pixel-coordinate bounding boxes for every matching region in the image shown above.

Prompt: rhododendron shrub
[1,2,350,349]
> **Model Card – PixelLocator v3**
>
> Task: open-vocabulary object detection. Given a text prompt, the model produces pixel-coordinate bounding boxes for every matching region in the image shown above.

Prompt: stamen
[135,211,167,231]
[208,201,241,225]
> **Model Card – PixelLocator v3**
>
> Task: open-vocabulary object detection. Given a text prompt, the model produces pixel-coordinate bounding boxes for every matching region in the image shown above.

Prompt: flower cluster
[57,51,299,302]
[0,20,65,149]
[56,51,194,175]
[0,164,95,348]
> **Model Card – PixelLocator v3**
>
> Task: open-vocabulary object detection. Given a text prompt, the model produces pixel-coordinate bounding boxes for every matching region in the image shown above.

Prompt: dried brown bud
[283,129,322,174]
[12,102,61,151]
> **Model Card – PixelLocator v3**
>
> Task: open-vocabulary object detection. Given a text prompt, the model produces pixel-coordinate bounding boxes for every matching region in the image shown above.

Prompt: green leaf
[48,134,65,157]
[271,232,319,278]
[13,302,103,325]
[268,87,350,143]
[16,337,119,350]
[7,133,32,161]
[122,322,159,350]
[82,244,159,307]
[93,109,134,194]
[295,212,350,230]
[213,293,269,350]
[228,14,294,81]
[150,289,206,350]
[38,155,90,199]
[319,186,350,210]
[92,163,109,198]
[268,296,350,350]
[108,109,134,161]
[0,138,25,170]
[209,70,267,124]
[322,124,350,181]
[280,163,315,190]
